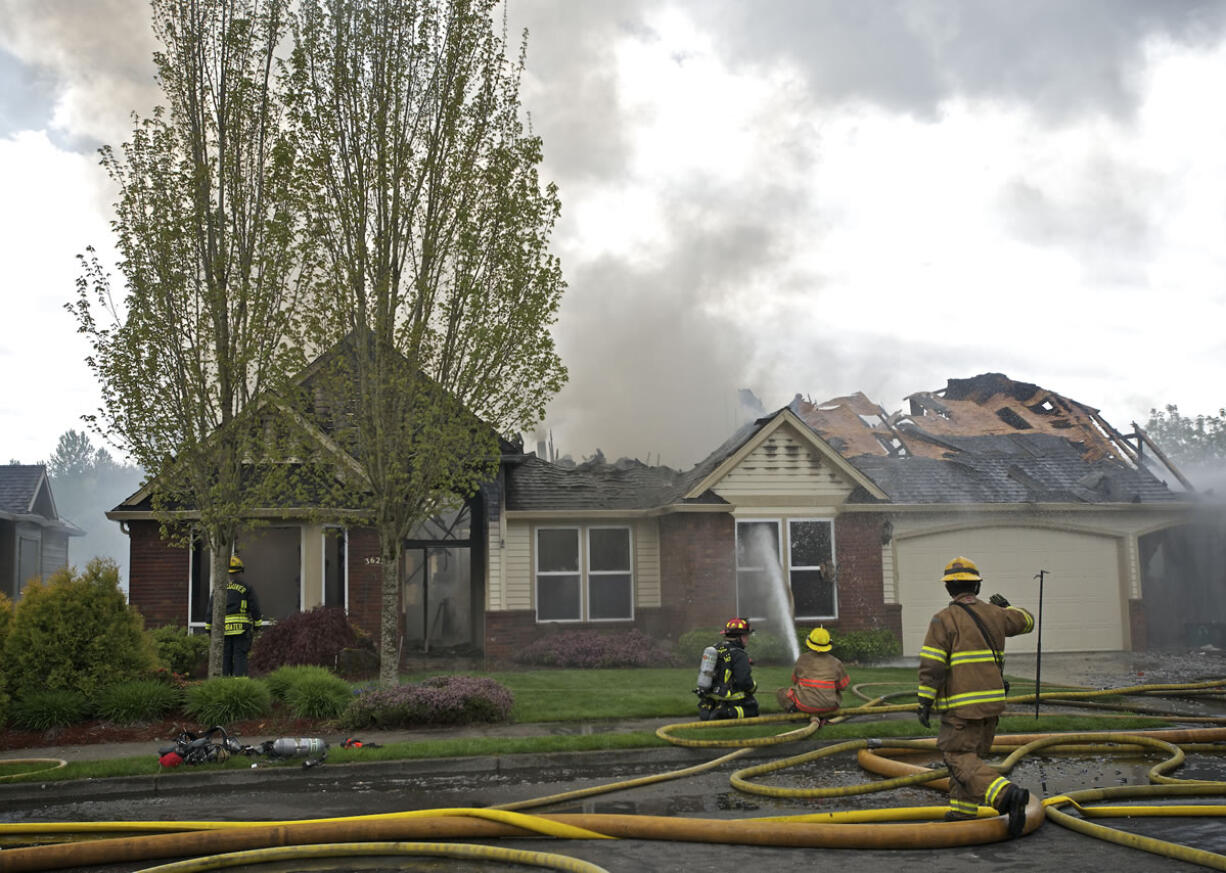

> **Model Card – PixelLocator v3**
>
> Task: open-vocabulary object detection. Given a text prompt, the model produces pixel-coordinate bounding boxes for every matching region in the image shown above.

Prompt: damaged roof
[793,372,1186,505]
[509,373,1188,512]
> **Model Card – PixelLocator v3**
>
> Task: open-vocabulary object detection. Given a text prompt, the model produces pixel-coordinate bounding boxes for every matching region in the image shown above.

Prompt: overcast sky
[3,0,1226,473]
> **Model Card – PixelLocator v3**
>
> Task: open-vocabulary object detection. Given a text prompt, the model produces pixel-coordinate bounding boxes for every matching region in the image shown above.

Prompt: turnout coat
[917,594,1034,719]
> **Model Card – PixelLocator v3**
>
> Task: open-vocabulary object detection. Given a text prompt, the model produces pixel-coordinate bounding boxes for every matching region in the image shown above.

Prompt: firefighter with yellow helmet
[776,626,849,722]
[917,555,1034,836]
[205,554,263,676]
[696,617,759,720]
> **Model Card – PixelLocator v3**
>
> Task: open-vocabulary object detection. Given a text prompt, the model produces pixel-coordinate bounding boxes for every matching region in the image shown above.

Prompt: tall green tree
[288,0,566,686]
[1144,405,1226,467]
[45,430,144,585]
[71,0,312,676]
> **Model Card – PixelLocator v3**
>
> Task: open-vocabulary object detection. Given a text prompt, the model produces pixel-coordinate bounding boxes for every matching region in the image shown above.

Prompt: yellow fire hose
[4,681,1226,871]
[132,841,613,873]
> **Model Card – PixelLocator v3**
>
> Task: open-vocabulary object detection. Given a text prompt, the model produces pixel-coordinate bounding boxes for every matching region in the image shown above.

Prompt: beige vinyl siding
[634,519,661,608]
[713,424,854,502]
[486,519,504,610]
[882,542,897,604]
[502,521,533,611]
[301,522,324,609]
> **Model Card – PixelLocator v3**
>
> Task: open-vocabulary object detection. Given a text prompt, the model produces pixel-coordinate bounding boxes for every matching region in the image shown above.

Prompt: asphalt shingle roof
[846,433,1179,504]
[0,465,45,514]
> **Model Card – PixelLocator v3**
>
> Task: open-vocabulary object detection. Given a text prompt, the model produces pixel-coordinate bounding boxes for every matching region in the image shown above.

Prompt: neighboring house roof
[0,465,85,535]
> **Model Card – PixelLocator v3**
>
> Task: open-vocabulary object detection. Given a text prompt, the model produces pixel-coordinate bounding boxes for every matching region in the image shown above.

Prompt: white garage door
[896,526,1125,655]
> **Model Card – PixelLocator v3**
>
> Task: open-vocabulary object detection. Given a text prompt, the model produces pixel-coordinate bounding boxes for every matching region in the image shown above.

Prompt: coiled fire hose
[3,680,1226,871]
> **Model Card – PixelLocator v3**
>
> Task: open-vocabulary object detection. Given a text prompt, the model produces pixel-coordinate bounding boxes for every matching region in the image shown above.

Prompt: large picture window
[535,526,633,622]
[735,518,836,621]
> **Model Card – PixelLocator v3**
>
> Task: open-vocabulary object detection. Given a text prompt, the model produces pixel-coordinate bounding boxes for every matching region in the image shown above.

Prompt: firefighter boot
[996,784,1030,838]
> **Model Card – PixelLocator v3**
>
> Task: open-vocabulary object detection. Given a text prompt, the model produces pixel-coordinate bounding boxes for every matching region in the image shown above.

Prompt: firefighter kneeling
[695,617,759,720]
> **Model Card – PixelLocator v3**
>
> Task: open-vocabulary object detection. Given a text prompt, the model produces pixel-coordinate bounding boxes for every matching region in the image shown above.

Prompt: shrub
[514,629,679,668]
[149,625,210,678]
[0,591,12,726]
[263,665,338,702]
[184,677,272,725]
[340,675,513,730]
[9,689,91,731]
[3,558,157,699]
[284,671,354,720]
[824,628,902,664]
[94,680,183,725]
[675,626,792,666]
[249,607,368,674]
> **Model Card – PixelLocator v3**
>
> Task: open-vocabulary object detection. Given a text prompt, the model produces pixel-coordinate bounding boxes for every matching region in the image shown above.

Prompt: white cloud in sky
[2,0,1226,472]
[0,130,113,464]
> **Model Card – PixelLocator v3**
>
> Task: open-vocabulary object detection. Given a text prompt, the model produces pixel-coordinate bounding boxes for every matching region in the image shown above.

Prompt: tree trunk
[208,538,232,678]
[378,535,404,688]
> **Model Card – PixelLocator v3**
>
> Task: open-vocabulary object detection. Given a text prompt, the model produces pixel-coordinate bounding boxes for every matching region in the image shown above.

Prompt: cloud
[699,0,1226,121]
[0,0,157,147]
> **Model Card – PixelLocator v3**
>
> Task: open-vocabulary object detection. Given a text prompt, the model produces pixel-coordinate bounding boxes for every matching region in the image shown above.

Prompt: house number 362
[364,556,382,565]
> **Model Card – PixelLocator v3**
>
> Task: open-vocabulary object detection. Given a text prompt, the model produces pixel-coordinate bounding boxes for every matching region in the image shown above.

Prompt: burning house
[113,370,1210,661]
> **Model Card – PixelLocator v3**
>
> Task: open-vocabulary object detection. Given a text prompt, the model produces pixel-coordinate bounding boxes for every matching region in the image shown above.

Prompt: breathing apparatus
[158,727,328,769]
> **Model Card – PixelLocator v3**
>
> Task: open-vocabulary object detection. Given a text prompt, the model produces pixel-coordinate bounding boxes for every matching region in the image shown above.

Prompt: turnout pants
[223,632,253,677]
[937,714,1015,816]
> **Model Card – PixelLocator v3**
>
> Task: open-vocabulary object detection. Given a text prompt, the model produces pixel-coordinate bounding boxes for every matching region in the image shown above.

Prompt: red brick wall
[345,527,386,643]
[659,513,737,632]
[127,520,189,628]
[484,610,537,663]
[831,513,899,639]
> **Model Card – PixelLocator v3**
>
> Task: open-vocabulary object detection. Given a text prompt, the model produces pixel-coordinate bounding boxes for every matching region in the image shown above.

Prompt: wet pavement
[3,650,1226,872]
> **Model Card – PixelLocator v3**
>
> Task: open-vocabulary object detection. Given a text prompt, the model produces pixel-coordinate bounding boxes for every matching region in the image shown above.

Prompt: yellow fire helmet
[942,555,982,583]
[228,555,245,574]
[806,626,833,652]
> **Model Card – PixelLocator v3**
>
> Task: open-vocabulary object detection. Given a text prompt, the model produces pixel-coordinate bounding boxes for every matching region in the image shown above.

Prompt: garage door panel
[897,527,1124,655]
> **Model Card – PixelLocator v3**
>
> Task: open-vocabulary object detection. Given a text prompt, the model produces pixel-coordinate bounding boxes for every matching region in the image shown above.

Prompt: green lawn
[0,665,1171,784]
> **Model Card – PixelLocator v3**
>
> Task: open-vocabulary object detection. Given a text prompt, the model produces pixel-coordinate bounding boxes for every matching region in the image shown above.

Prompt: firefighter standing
[917,555,1034,836]
[206,555,262,677]
[697,617,759,720]
[776,626,849,721]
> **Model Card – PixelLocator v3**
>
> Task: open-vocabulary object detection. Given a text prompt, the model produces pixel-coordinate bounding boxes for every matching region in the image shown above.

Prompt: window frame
[534,526,583,623]
[788,517,838,621]
[585,525,634,622]
[734,518,782,621]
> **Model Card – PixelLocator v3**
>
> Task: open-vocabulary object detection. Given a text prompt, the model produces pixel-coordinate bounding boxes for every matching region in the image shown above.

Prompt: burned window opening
[995,407,1033,430]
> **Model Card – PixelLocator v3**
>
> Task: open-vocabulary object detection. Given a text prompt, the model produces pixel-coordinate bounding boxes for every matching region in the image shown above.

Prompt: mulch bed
[0,714,337,753]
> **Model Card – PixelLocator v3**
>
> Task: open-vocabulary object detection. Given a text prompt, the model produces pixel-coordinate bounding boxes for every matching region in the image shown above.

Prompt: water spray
[746,526,801,663]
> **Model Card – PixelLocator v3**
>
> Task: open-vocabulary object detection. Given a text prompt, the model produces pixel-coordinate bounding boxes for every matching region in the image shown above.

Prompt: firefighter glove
[989,593,1010,608]
[917,701,932,728]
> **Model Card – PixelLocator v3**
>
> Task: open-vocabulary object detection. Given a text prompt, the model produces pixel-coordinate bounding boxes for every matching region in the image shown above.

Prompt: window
[735,518,836,621]
[735,520,780,620]
[789,519,835,619]
[588,527,632,620]
[535,526,633,622]
[536,528,581,621]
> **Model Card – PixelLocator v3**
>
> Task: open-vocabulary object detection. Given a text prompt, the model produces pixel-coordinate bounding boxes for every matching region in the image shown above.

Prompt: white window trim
[734,518,782,621]
[789,517,838,621]
[534,526,583,623]
[586,525,634,622]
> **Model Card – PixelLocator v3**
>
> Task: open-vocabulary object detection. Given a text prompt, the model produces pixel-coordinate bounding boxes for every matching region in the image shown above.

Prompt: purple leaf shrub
[341,675,513,729]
